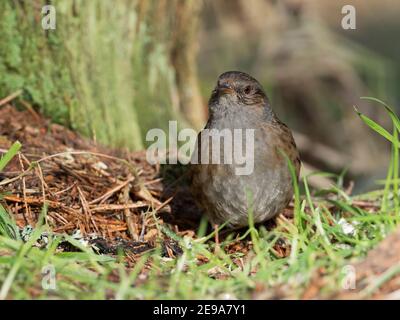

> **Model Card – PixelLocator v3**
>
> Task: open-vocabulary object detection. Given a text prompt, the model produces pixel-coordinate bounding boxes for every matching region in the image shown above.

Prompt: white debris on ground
[338,218,357,236]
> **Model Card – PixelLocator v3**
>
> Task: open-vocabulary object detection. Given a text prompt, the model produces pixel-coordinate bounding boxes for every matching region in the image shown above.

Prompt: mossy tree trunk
[0,0,204,150]
[170,0,205,130]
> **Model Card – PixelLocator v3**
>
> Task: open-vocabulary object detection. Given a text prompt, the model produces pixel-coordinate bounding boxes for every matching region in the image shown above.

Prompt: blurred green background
[0,0,399,192]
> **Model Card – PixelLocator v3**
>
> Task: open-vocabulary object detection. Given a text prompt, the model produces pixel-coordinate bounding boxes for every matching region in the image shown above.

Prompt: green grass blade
[361,97,400,134]
[0,141,22,172]
[0,204,20,240]
[354,106,394,143]
[0,224,46,299]
[392,127,399,211]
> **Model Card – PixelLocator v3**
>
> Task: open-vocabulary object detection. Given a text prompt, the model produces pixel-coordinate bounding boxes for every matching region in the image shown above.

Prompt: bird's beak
[217,83,234,95]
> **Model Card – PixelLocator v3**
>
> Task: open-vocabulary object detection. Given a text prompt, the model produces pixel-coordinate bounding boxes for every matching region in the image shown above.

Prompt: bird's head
[209,71,269,111]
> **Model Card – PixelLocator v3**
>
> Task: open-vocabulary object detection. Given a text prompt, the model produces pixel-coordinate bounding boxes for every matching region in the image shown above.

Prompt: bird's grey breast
[199,113,286,216]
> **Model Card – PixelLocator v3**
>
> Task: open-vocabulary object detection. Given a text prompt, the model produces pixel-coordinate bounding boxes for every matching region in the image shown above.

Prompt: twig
[351,200,379,208]
[120,181,139,241]
[21,153,48,204]
[0,168,33,186]
[47,210,69,225]
[35,165,47,201]
[90,217,126,225]
[345,181,355,196]
[139,212,147,241]
[78,186,99,233]
[0,90,22,107]
[90,202,148,213]
[18,153,30,225]
[89,176,135,205]
[154,196,173,213]
[36,150,127,164]
[19,99,42,122]
[54,182,77,195]
[147,196,173,240]
[143,178,163,186]
[136,187,162,207]
[2,195,81,217]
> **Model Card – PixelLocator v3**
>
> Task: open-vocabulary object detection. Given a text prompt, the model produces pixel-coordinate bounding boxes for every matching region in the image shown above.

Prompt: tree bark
[0,0,204,149]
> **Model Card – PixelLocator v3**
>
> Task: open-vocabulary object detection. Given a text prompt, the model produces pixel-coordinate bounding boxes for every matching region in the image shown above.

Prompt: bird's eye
[244,86,252,95]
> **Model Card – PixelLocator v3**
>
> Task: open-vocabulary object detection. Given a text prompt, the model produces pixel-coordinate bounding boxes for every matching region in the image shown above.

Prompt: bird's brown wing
[265,119,301,179]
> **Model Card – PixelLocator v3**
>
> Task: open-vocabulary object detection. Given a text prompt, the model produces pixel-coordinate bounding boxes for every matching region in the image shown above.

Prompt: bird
[190,71,301,230]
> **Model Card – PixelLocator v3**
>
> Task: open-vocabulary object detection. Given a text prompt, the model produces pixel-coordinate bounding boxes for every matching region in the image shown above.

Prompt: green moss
[0,0,184,150]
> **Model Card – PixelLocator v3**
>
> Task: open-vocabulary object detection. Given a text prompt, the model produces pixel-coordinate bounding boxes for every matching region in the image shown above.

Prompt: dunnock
[190,71,300,229]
